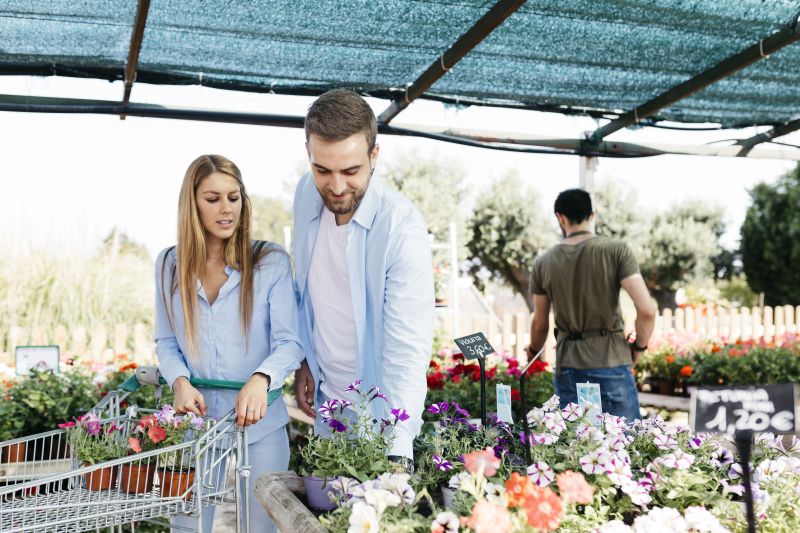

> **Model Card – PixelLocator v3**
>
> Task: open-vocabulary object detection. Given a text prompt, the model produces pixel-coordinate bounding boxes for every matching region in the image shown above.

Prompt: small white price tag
[577,382,603,426]
[496,384,514,424]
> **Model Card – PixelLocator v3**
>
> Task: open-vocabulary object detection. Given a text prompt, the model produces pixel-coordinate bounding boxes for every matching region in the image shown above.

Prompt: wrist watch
[629,341,648,352]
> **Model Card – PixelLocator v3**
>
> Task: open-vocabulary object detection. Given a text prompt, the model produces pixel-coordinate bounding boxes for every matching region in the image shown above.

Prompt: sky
[2,75,797,259]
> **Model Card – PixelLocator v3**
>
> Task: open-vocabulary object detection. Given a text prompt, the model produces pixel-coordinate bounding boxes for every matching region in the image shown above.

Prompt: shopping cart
[0,366,281,532]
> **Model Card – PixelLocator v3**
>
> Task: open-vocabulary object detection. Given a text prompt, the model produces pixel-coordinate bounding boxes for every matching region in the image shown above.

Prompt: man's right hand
[172,377,207,416]
[294,360,316,418]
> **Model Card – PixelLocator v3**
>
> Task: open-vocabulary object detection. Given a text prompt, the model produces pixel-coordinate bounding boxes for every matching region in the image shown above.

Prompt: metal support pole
[579,156,598,193]
[518,347,545,466]
[449,222,459,337]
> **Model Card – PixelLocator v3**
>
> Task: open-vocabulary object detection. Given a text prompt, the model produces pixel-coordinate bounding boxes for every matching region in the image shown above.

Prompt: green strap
[119,374,282,406]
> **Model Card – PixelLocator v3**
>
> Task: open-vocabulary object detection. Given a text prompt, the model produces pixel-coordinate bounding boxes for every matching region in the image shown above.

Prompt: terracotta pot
[83,464,117,491]
[120,463,156,494]
[160,468,195,501]
[657,380,674,395]
[1,442,26,463]
[303,476,338,510]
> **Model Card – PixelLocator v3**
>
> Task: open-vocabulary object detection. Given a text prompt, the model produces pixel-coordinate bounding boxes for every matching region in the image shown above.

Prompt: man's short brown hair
[305,89,377,153]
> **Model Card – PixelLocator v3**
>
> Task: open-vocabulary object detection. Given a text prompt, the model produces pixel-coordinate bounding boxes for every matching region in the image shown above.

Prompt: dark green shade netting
[1,0,799,127]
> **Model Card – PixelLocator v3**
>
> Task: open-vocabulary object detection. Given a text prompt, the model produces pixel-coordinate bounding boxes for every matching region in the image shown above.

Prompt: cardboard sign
[453,332,495,360]
[15,345,60,375]
[577,382,603,426]
[496,384,514,424]
[690,384,798,436]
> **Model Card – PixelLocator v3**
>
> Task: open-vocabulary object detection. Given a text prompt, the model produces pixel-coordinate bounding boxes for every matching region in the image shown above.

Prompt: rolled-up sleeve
[253,251,304,391]
[382,218,434,458]
[154,248,191,388]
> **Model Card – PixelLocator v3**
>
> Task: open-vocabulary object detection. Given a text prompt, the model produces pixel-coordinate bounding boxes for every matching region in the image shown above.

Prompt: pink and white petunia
[580,448,612,476]
[526,461,555,487]
[662,450,695,470]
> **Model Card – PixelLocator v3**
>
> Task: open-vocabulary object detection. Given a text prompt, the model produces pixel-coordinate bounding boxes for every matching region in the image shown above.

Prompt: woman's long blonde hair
[161,154,266,360]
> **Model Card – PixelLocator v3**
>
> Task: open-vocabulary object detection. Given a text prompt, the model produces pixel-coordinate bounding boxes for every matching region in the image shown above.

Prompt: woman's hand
[236,373,270,428]
[172,377,207,416]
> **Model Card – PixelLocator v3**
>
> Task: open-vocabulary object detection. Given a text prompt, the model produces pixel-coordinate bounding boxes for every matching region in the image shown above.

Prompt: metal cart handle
[121,366,282,406]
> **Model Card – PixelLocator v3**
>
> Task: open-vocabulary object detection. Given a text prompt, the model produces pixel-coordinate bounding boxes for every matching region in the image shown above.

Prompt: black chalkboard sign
[690,384,798,436]
[453,332,496,360]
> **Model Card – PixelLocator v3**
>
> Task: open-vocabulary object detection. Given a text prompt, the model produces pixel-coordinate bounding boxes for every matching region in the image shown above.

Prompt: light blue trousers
[171,426,290,533]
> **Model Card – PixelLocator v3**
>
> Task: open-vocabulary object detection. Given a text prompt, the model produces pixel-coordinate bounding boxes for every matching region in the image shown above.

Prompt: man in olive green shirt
[529,189,656,421]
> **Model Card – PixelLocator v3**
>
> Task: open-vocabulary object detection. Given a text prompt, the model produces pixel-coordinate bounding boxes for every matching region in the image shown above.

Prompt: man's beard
[321,185,367,216]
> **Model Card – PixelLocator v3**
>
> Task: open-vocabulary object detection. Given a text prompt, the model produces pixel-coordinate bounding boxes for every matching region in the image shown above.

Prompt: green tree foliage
[466,172,554,311]
[383,153,468,244]
[741,164,800,305]
[250,195,292,246]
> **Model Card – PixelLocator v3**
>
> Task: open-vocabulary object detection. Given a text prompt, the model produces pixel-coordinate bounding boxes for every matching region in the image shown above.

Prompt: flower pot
[303,475,338,510]
[160,468,195,501]
[656,380,674,395]
[120,463,156,494]
[1,442,26,463]
[441,486,456,510]
[83,464,117,491]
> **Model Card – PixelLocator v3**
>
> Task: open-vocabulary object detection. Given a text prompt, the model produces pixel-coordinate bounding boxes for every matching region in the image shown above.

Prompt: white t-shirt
[307,208,358,401]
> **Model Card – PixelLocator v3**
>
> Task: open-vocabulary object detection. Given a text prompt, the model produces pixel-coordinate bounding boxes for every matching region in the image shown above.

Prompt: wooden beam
[121,0,151,119]
[589,14,800,143]
[378,0,525,124]
[255,473,327,533]
[736,117,800,156]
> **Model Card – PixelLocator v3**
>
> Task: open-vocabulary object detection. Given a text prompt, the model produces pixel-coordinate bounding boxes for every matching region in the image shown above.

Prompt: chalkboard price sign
[453,332,496,360]
[690,384,798,436]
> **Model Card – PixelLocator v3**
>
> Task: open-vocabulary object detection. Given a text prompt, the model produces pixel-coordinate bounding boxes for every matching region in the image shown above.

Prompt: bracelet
[629,341,648,352]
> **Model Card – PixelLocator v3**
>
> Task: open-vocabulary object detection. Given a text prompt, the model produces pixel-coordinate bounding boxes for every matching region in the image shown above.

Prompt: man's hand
[294,360,316,418]
[629,342,647,365]
[235,373,270,429]
[172,377,207,417]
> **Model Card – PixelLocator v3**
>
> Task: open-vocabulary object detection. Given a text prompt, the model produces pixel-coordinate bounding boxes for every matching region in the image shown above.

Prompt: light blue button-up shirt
[293,172,435,458]
[155,243,303,444]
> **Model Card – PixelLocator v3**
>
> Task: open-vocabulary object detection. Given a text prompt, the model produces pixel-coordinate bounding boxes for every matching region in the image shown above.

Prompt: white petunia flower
[348,501,379,533]
[580,448,612,476]
[363,488,401,516]
[662,450,695,470]
[596,520,634,533]
[684,505,731,532]
[527,461,555,487]
[632,507,686,532]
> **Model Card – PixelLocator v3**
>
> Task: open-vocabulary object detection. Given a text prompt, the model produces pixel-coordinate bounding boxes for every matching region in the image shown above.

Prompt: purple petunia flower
[427,401,449,415]
[433,454,453,471]
[85,421,102,437]
[369,385,388,401]
[345,379,362,393]
[329,419,347,433]
[391,408,410,422]
[319,399,339,422]
[452,402,470,419]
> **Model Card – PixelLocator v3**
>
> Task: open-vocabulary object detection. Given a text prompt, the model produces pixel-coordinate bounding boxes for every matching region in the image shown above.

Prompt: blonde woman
[155,154,302,533]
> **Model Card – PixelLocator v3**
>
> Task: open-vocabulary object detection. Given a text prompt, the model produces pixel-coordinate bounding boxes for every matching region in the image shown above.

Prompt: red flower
[485,367,498,380]
[427,372,446,390]
[527,360,549,375]
[147,425,167,444]
[452,375,461,383]
[680,365,694,377]
[511,388,521,402]
[452,352,464,362]
[58,421,76,429]
[129,437,142,453]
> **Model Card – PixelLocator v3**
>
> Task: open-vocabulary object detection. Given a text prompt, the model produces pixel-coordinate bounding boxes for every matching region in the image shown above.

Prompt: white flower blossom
[684,505,731,532]
[348,501,379,533]
[662,450,695,470]
[527,461,554,487]
[632,507,685,532]
[431,511,459,533]
[596,520,634,533]
[580,448,612,476]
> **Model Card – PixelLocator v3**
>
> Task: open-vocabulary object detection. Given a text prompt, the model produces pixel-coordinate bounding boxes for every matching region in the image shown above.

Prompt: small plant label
[577,382,603,426]
[496,384,514,424]
[453,332,495,360]
[690,384,797,436]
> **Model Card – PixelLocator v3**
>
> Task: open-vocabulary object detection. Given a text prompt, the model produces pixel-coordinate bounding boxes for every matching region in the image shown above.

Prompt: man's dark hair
[554,188,593,224]
[305,89,377,153]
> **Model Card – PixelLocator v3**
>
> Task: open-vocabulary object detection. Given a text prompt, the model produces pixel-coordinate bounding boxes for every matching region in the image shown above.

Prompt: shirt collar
[351,173,383,230]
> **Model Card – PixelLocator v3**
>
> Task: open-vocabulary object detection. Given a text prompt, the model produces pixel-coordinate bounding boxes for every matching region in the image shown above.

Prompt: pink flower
[128,437,142,453]
[462,448,500,477]
[148,425,167,444]
[58,421,76,429]
[523,486,564,532]
[556,470,595,504]
[462,500,512,533]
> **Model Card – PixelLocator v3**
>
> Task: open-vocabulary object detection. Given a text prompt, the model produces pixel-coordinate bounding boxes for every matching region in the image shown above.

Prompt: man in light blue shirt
[292,89,434,460]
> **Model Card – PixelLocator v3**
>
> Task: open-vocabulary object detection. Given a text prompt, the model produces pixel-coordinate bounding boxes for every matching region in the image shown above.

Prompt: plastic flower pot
[1,442,26,463]
[303,475,338,510]
[441,486,456,510]
[83,463,117,491]
[120,463,156,494]
[160,468,196,501]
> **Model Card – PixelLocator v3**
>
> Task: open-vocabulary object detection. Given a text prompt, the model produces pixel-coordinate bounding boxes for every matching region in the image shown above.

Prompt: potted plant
[298,380,405,510]
[0,398,26,463]
[60,413,126,490]
[125,405,204,497]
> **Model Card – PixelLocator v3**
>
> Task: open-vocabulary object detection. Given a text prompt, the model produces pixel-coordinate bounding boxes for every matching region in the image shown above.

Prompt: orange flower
[462,500,513,533]
[128,437,142,453]
[462,448,500,477]
[522,486,564,532]
[665,355,675,364]
[505,472,535,507]
[556,470,595,504]
[119,362,138,372]
[728,348,742,357]
[711,344,721,353]
[680,365,693,377]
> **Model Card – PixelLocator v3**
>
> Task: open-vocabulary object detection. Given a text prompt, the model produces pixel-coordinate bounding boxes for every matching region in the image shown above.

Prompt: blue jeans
[554,365,641,422]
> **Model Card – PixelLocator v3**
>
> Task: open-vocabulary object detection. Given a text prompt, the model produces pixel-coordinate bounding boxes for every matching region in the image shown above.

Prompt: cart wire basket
[0,366,280,532]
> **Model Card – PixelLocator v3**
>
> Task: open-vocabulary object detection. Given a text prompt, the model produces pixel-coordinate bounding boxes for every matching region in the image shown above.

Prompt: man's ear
[370,143,381,167]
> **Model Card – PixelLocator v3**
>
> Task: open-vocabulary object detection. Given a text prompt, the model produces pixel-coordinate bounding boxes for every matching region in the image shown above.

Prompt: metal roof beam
[377,0,525,124]
[121,0,151,119]
[736,117,800,156]
[589,12,800,144]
